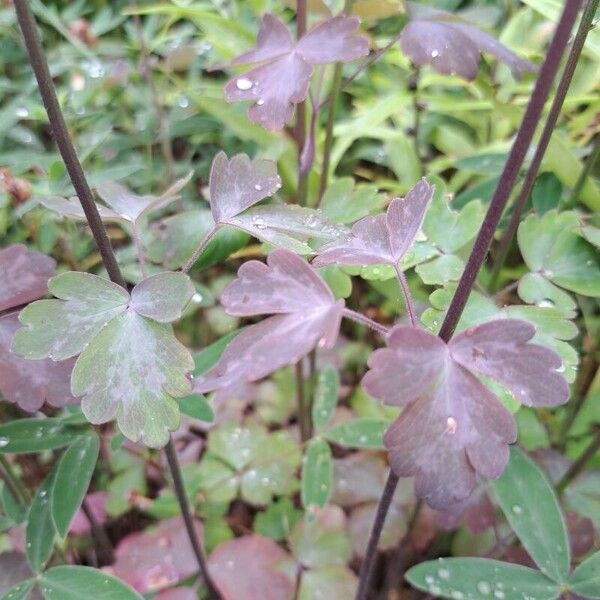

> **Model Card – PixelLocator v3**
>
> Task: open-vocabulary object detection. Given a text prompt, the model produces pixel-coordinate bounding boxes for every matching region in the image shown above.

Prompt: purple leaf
[362,320,568,509]
[0,245,56,312]
[400,4,535,81]
[0,313,77,412]
[195,250,344,392]
[437,482,496,534]
[110,518,203,593]
[222,248,337,316]
[209,152,281,222]
[313,179,433,268]
[69,491,107,536]
[208,535,294,600]
[225,14,368,129]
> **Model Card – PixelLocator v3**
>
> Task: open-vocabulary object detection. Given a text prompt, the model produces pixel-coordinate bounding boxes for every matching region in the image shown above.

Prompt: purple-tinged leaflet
[362,320,568,508]
[225,14,369,130]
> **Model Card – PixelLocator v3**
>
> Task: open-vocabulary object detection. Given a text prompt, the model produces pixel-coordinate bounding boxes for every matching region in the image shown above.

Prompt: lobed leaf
[196,250,344,392]
[0,245,56,312]
[363,322,568,508]
[225,15,368,129]
[313,179,434,268]
[400,3,535,81]
[0,314,76,412]
[208,535,294,600]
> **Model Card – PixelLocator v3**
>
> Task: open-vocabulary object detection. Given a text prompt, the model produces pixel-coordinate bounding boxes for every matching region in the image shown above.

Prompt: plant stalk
[317,0,355,203]
[394,264,417,327]
[81,498,114,565]
[296,361,312,442]
[356,2,581,596]
[355,471,399,599]
[164,440,219,598]
[14,2,216,590]
[437,0,581,343]
[489,0,599,289]
[14,0,126,289]
[342,308,390,336]
[0,455,29,505]
[563,133,600,209]
[182,225,218,273]
[557,427,600,494]
[296,0,309,205]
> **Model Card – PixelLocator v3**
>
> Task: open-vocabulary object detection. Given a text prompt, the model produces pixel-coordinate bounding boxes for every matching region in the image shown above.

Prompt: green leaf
[146,209,248,271]
[415,254,464,285]
[298,566,358,600]
[301,439,333,512]
[518,211,600,297]
[312,367,339,432]
[39,566,143,599]
[517,273,577,317]
[192,329,242,377]
[532,172,562,216]
[12,272,129,360]
[128,272,194,322]
[321,178,387,225]
[254,497,302,542]
[72,311,193,447]
[1,484,26,524]
[569,550,600,598]
[26,470,57,572]
[0,419,79,454]
[52,433,100,538]
[179,394,214,423]
[324,419,388,449]
[205,424,301,506]
[406,558,561,600]
[423,177,485,254]
[0,580,35,600]
[455,153,507,175]
[491,447,570,583]
[318,266,352,299]
[290,506,352,569]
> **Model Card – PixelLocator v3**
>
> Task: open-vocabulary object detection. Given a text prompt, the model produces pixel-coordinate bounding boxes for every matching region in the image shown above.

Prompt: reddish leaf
[225,15,368,129]
[208,535,294,600]
[362,321,568,508]
[0,313,76,412]
[209,152,281,222]
[110,518,203,593]
[0,245,55,312]
[437,483,496,534]
[313,179,433,267]
[69,492,108,536]
[155,589,197,600]
[400,4,535,81]
[195,250,344,392]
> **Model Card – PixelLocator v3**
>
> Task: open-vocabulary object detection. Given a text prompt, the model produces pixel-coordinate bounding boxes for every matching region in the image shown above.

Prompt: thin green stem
[489,0,599,289]
[129,0,175,183]
[557,427,600,494]
[0,455,29,504]
[564,133,600,209]
[296,361,311,442]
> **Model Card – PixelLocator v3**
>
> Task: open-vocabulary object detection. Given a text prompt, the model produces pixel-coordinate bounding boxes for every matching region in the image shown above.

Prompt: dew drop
[477,581,491,595]
[254,183,263,191]
[16,107,29,118]
[438,568,450,580]
[445,416,457,435]
[512,504,523,515]
[236,77,253,91]
[0,437,9,448]
[431,50,440,58]
[451,592,464,600]
[425,575,435,585]
[257,98,265,106]
[494,591,505,599]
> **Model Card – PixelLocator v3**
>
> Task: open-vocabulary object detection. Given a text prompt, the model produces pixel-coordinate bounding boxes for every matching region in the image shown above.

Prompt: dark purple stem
[14,0,126,289]
[356,2,582,597]
[489,0,599,289]
[438,0,581,343]
[355,472,399,599]
[14,2,217,593]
